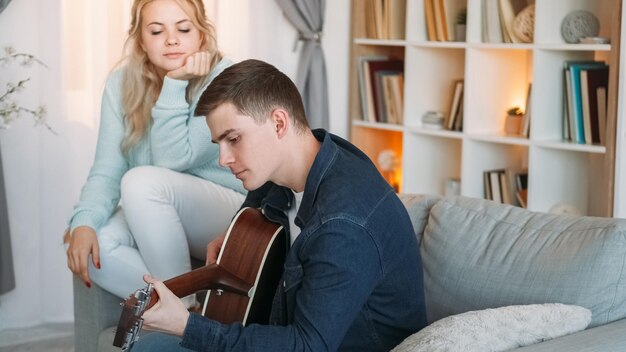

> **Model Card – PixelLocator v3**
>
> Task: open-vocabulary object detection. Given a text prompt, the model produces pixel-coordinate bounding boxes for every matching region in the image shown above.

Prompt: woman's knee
[98,208,135,252]
[121,166,173,204]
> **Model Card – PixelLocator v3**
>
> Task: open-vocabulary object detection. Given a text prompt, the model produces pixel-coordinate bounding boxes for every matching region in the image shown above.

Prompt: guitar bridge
[112,283,154,351]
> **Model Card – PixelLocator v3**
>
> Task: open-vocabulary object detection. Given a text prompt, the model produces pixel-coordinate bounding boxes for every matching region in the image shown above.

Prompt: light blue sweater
[69,58,245,233]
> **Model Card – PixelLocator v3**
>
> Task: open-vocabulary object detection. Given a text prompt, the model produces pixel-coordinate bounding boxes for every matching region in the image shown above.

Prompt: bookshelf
[349,0,622,216]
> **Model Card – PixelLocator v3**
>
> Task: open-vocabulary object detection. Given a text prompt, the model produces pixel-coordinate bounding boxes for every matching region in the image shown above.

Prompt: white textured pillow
[392,303,591,352]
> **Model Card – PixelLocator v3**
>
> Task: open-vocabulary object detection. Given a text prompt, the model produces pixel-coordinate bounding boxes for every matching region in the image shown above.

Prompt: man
[133,59,426,351]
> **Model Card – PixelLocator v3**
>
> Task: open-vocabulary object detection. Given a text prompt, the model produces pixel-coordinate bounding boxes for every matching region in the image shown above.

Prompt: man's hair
[196,59,309,132]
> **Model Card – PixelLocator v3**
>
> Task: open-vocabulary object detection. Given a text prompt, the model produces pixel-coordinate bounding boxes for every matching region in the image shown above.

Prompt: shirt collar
[295,129,336,226]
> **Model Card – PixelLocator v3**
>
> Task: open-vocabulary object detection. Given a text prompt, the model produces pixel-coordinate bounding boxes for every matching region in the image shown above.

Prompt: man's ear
[271,108,290,138]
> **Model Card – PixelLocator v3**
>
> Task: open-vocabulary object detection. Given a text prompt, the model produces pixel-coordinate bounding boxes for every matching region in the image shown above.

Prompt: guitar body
[203,207,287,325]
[113,207,286,350]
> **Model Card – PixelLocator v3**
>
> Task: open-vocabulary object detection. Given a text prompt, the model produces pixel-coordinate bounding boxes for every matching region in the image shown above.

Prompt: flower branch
[0,46,55,133]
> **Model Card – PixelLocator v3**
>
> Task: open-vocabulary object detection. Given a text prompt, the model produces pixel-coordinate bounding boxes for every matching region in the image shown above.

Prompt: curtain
[0,0,12,14]
[0,144,15,295]
[275,0,329,130]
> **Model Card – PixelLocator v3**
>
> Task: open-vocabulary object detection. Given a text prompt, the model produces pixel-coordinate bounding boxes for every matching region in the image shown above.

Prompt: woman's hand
[65,226,100,287]
[141,275,190,336]
[205,233,225,265]
[166,51,212,81]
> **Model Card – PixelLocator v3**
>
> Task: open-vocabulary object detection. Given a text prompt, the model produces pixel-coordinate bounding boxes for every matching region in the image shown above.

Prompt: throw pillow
[392,303,591,352]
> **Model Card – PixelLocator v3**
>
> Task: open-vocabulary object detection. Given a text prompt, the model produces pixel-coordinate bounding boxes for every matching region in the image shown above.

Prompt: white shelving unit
[348,0,621,216]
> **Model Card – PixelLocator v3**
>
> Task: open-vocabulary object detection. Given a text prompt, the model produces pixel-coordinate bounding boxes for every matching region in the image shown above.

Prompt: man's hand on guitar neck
[205,233,225,265]
[141,275,190,337]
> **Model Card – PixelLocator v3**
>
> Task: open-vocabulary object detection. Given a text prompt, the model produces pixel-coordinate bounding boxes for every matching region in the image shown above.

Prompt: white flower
[0,46,53,133]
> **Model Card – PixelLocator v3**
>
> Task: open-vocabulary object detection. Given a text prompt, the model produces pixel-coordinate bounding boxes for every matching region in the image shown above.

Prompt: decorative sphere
[561,10,600,43]
[377,150,397,171]
[513,5,535,43]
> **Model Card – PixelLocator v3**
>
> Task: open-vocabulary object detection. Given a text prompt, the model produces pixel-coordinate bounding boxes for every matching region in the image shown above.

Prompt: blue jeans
[131,332,191,352]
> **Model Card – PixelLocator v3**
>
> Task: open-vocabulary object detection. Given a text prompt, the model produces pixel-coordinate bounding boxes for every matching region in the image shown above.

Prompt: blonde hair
[119,0,222,154]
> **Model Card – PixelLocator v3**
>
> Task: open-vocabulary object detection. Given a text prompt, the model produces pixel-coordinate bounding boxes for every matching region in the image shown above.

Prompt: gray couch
[74,195,626,351]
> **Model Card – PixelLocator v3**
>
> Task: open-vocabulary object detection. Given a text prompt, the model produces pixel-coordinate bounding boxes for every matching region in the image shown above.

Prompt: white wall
[0,0,350,330]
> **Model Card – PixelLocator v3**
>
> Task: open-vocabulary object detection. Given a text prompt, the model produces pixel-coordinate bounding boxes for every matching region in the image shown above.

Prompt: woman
[64,0,245,308]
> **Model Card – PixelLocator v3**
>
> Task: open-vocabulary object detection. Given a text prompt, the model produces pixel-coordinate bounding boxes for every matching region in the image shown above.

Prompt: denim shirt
[181,129,427,351]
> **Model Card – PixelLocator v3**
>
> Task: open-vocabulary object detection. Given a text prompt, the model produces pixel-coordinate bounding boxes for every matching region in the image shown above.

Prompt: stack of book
[563,60,609,145]
[515,171,528,208]
[519,83,532,138]
[357,56,404,124]
[422,111,445,130]
[483,168,528,207]
[364,0,406,40]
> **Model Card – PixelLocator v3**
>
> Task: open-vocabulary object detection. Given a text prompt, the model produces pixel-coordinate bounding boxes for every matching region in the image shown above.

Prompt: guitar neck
[148,263,253,309]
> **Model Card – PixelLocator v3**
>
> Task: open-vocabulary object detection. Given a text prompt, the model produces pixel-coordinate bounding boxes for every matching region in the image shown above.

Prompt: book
[516,189,528,208]
[500,171,513,204]
[447,80,464,130]
[582,66,609,145]
[515,172,528,190]
[580,70,593,144]
[387,74,404,124]
[484,171,492,200]
[520,83,532,137]
[453,94,465,131]
[562,69,571,141]
[489,170,503,203]
[433,0,447,41]
[374,70,393,122]
[564,67,575,141]
[597,86,608,145]
[424,0,438,41]
[514,170,528,208]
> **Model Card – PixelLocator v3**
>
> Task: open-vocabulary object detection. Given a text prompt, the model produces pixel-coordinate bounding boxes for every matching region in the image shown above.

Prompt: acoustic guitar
[112,207,287,350]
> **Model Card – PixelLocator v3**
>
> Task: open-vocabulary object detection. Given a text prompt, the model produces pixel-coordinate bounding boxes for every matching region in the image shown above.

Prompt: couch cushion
[392,303,591,352]
[422,196,626,328]
[397,194,439,244]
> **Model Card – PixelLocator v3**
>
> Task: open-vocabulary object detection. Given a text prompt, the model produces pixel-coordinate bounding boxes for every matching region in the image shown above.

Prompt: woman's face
[139,0,203,77]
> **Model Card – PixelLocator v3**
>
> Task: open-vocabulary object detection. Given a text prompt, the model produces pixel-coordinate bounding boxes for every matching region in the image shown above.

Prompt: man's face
[207,103,279,191]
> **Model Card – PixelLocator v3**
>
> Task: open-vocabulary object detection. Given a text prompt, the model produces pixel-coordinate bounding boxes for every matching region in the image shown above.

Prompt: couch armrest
[73,276,122,352]
[514,318,626,351]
